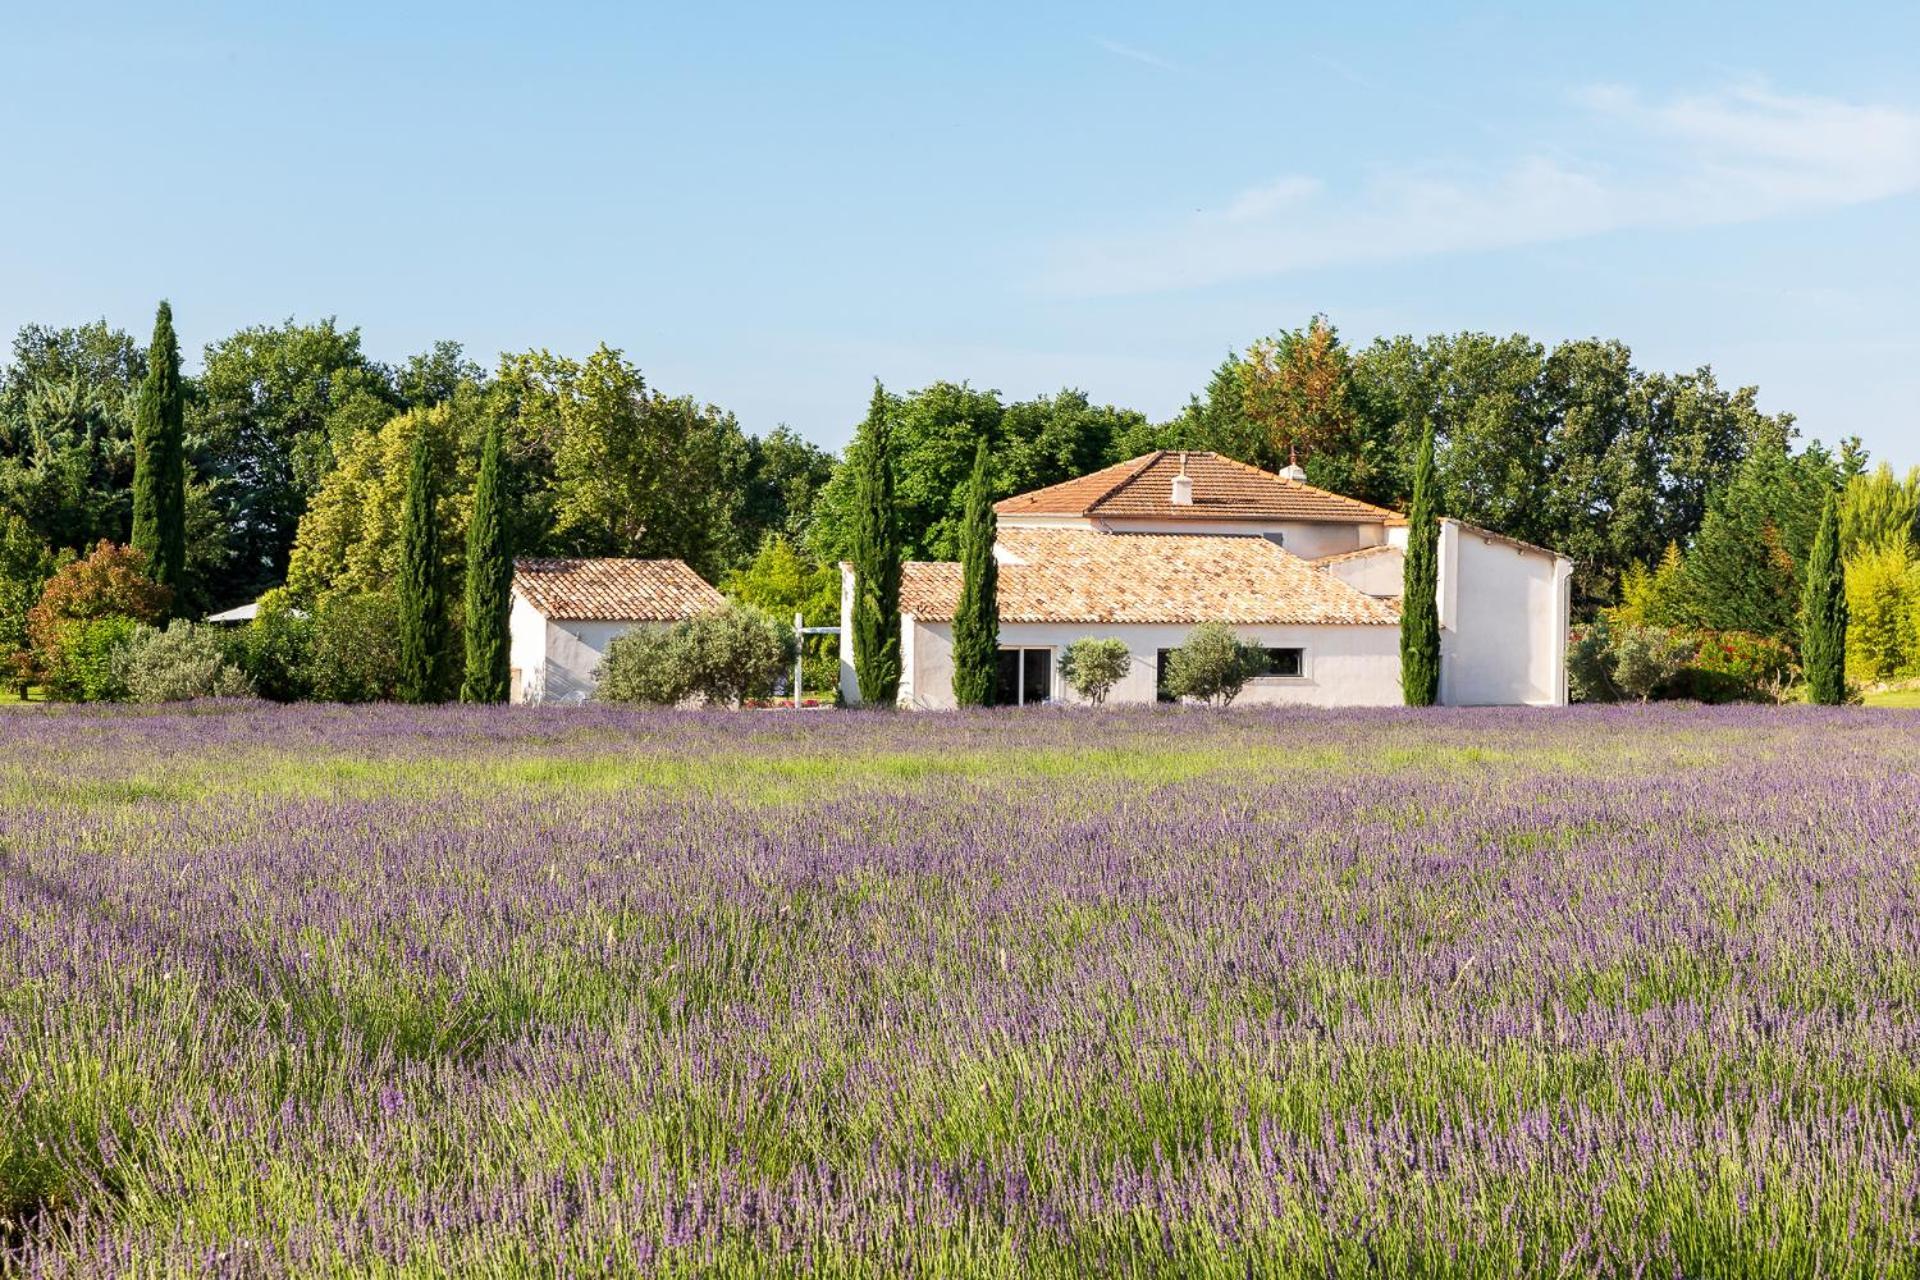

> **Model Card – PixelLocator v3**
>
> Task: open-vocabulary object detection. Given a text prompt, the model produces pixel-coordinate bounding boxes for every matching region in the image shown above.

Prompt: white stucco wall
[1437,520,1572,707]
[509,594,664,705]
[1322,547,1405,597]
[903,619,1401,710]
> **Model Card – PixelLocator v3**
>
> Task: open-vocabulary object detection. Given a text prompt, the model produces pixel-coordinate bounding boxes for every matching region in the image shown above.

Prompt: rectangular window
[1256,647,1304,678]
[995,647,1053,705]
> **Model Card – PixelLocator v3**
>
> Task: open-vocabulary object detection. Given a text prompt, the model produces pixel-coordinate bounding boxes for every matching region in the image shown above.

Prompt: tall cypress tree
[1802,492,1848,705]
[461,418,512,703]
[950,437,999,707]
[397,427,447,703]
[851,382,902,706]
[130,300,187,603]
[1400,420,1441,706]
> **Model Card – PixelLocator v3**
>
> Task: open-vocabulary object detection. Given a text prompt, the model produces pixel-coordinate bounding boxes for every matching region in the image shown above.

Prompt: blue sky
[3,2,1916,463]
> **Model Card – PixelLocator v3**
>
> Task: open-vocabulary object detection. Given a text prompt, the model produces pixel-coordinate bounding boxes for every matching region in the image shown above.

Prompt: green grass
[1862,686,1920,708]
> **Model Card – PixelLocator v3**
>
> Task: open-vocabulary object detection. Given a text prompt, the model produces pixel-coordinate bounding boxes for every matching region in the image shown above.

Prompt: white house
[840,450,1573,709]
[509,558,726,704]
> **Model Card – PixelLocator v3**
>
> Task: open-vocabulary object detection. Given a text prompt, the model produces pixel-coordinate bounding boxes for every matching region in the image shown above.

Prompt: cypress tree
[461,418,512,703]
[1801,492,1848,705]
[130,300,187,602]
[1400,420,1441,706]
[950,437,999,706]
[851,382,902,706]
[396,426,447,703]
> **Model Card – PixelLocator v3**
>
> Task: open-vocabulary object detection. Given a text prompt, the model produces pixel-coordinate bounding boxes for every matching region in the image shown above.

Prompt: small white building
[840,450,1573,709]
[509,558,726,704]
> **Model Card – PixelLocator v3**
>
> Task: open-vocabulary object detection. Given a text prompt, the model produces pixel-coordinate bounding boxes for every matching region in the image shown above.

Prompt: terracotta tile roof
[512,558,726,621]
[899,528,1399,626]
[994,451,1403,525]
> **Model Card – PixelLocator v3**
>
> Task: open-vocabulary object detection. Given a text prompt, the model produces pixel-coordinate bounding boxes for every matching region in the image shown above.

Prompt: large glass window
[995,647,1053,705]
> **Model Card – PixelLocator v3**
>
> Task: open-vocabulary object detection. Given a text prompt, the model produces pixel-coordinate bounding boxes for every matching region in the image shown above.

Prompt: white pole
[794,612,804,709]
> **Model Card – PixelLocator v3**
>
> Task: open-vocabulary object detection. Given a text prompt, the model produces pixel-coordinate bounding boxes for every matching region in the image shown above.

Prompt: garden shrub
[113,621,255,702]
[596,626,698,706]
[24,541,170,693]
[1681,630,1797,703]
[1610,624,1694,702]
[1164,622,1260,706]
[595,607,792,708]
[235,590,316,702]
[42,616,141,702]
[1566,619,1618,702]
[307,593,401,703]
[1061,637,1131,705]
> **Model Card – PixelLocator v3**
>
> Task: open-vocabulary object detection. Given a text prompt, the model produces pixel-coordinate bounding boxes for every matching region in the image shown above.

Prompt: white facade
[509,594,661,705]
[838,522,1572,710]
[883,618,1401,710]
[1436,520,1573,707]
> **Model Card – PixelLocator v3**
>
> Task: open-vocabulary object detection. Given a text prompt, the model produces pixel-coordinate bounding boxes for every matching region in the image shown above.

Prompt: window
[994,647,1054,705]
[1254,647,1304,678]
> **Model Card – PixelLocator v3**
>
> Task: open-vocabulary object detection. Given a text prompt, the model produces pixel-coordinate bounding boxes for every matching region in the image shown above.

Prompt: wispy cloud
[1094,38,1182,74]
[1048,82,1920,295]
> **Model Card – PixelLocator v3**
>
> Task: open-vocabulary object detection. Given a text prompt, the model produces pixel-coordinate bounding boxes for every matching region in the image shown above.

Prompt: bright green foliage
[129,301,188,602]
[113,620,254,702]
[1839,463,1920,558]
[39,615,140,701]
[850,384,902,706]
[307,593,400,703]
[234,590,315,702]
[1164,622,1260,706]
[396,432,447,704]
[460,419,511,703]
[1843,545,1920,685]
[1400,422,1441,706]
[1801,494,1848,704]
[721,535,840,697]
[1609,543,1686,630]
[950,439,999,707]
[1061,637,1131,705]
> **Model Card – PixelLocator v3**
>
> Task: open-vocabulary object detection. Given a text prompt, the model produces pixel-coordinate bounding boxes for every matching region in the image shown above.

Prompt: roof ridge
[1081,450,1166,515]
[1207,452,1405,520]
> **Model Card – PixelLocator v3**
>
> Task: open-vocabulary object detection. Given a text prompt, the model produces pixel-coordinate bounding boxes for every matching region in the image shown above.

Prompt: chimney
[1171,452,1194,506]
[1279,443,1307,483]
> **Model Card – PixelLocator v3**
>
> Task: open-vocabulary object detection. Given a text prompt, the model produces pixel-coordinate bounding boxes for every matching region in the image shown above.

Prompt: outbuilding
[509,558,725,704]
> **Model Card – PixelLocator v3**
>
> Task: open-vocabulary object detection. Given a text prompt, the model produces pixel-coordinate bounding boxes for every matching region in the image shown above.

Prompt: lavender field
[2,704,1918,1276]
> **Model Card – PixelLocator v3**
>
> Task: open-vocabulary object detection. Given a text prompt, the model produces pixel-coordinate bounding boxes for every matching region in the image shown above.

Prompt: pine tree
[130,300,187,602]
[1400,420,1441,706]
[950,437,999,706]
[461,418,512,703]
[851,382,902,705]
[396,429,446,703]
[1801,492,1848,705]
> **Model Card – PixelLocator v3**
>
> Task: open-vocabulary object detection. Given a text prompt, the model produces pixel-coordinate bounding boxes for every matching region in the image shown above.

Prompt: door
[994,647,1053,705]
